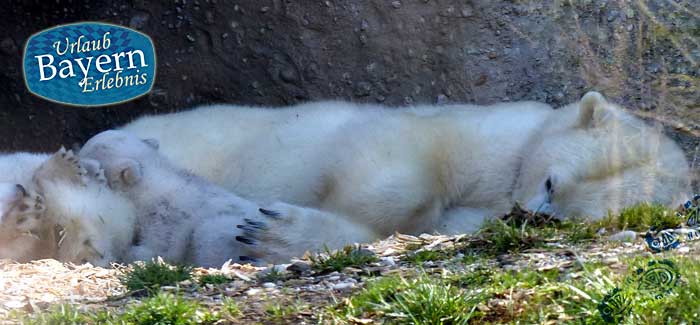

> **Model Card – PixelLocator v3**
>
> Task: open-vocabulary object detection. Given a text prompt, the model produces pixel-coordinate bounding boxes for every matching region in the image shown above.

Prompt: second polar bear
[31,148,137,266]
[120,92,691,261]
[79,130,355,266]
[0,150,136,266]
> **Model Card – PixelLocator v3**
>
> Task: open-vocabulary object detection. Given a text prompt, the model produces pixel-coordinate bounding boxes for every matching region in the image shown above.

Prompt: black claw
[15,184,27,196]
[259,208,281,218]
[235,235,256,245]
[244,218,266,228]
[236,224,258,233]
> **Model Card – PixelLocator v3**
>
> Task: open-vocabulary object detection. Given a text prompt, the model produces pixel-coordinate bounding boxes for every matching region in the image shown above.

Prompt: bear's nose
[525,196,555,215]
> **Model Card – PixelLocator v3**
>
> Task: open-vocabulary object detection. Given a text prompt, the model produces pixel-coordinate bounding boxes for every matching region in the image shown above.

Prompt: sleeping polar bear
[0,150,136,266]
[119,92,691,262]
[78,131,356,266]
[0,150,137,266]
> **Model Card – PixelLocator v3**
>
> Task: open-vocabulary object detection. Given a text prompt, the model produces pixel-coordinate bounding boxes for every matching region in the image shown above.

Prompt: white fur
[80,131,284,267]
[40,179,136,266]
[0,151,137,266]
[120,92,692,262]
[26,149,139,267]
[0,152,48,184]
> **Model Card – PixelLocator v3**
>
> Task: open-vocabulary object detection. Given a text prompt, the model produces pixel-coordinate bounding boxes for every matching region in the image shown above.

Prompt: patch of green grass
[467,203,682,254]
[198,273,230,286]
[120,260,193,294]
[221,297,241,319]
[12,293,220,324]
[265,300,307,322]
[257,267,288,283]
[558,217,600,243]
[460,251,485,265]
[12,304,100,325]
[450,268,494,288]
[120,292,219,324]
[575,256,700,323]
[402,249,453,264]
[470,218,553,255]
[331,273,486,323]
[487,256,700,323]
[599,202,682,232]
[309,245,379,273]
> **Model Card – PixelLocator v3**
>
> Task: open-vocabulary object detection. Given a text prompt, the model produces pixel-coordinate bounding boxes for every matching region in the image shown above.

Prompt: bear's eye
[545,177,554,194]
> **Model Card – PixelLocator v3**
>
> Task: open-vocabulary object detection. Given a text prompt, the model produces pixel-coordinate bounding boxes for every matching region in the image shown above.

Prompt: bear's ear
[577,91,612,128]
[142,138,159,150]
[113,158,142,188]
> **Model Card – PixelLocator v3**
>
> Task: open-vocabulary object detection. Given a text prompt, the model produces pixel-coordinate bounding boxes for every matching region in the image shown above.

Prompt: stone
[287,261,312,273]
[607,230,637,242]
[332,282,354,290]
[129,11,150,29]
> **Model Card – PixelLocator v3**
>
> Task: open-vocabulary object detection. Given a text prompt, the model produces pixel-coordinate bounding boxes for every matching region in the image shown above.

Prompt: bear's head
[41,177,137,267]
[512,91,691,219]
[80,130,160,191]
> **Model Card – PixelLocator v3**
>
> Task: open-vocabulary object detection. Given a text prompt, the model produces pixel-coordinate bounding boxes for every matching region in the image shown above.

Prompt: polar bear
[78,130,332,266]
[512,92,690,218]
[0,149,137,266]
[119,92,691,262]
[31,148,137,266]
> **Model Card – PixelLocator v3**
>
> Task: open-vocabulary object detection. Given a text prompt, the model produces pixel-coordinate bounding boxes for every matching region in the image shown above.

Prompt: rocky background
[1,0,698,177]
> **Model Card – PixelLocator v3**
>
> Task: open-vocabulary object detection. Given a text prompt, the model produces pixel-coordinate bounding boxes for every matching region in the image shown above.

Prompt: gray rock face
[0,1,698,185]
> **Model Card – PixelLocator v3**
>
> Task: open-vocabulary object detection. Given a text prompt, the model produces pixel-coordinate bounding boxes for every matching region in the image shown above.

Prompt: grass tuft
[13,293,220,324]
[471,218,551,255]
[309,245,379,273]
[198,273,230,286]
[120,292,219,324]
[331,273,486,323]
[265,300,307,322]
[450,268,494,288]
[13,304,101,325]
[257,267,289,283]
[221,297,241,319]
[120,260,193,294]
[464,202,681,257]
[606,202,682,231]
[402,249,453,264]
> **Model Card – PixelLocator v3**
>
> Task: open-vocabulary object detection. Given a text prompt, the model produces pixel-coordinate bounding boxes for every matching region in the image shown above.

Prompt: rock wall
[1,0,698,179]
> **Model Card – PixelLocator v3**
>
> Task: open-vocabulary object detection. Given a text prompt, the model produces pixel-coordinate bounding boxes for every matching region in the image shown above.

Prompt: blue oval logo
[23,22,156,106]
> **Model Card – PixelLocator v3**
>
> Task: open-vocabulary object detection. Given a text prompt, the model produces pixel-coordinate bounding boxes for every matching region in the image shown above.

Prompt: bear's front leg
[235,202,378,264]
